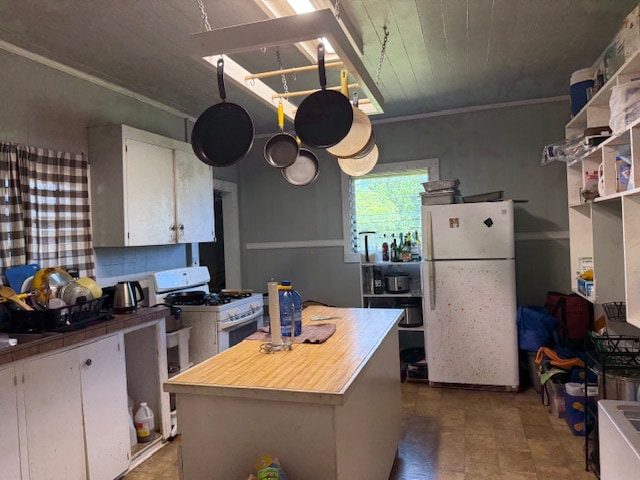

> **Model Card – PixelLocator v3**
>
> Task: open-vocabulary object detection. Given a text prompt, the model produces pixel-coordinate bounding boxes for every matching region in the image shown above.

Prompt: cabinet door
[174,149,215,243]
[23,347,86,480]
[0,365,21,480]
[125,139,176,245]
[80,335,130,480]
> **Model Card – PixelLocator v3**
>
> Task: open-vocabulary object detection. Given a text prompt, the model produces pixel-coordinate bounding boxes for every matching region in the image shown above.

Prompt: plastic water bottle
[134,402,155,443]
[278,281,302,337]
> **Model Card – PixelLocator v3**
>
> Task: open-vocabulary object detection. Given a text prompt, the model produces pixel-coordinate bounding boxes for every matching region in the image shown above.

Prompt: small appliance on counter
[113,281,145,314]
[396,298,423,327]
[384,272,410,293]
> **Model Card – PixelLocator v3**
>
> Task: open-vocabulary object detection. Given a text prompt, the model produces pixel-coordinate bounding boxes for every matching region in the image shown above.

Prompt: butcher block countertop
[164,305,402,405]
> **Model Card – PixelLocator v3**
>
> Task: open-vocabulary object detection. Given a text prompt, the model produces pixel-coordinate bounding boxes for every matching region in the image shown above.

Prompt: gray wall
[1,47,572,305]
[0,48,237,285]
[238,102,572,307]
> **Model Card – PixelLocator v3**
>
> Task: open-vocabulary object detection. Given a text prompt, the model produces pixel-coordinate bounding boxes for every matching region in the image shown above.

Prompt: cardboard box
[622,5,640,62]
[578,278,594,299]
[604,33,626,80]
[578,257,593,273]
[616,158,632,191]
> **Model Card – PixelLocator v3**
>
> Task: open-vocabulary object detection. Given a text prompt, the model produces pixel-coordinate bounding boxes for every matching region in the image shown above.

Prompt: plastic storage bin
[609,79,640,135]
[547,380,566,418]
[564,382,599,435]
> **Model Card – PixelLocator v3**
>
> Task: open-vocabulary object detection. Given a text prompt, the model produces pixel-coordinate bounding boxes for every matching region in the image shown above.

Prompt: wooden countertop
[164,305,402,405]
[0,306,169,366]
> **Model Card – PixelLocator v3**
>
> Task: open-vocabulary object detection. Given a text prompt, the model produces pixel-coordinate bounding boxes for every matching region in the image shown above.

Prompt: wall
[1,46,572,306]
[238,101,572,307]
[0,47,234,286]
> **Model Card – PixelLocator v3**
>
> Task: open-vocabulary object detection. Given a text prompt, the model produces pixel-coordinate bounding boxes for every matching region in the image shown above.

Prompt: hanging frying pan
[337,144,379,177]
[294,43,353,149]
[282,148,319,186]
[264,103,299,168]
[191,58,254,167]
[347,129,376,159]
[327,71,372,158]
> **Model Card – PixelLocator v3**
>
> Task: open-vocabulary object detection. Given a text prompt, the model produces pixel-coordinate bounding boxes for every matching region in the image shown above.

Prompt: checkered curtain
[0,142,95,281]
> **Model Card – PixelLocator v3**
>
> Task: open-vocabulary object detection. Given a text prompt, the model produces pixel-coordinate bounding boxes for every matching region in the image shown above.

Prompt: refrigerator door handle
[425,211,436,310]
[425,211,434,261]
[428,261,435,310]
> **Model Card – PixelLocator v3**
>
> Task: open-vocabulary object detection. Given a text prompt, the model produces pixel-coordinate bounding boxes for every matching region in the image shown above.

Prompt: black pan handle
[317,43,326,90]
[217,57,227,101]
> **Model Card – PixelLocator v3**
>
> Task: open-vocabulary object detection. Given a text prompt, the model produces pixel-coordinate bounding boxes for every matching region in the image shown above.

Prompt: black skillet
[164,291,206,305]
[294,43,353,149]
[264,102,299,168]
[191,58,254,167]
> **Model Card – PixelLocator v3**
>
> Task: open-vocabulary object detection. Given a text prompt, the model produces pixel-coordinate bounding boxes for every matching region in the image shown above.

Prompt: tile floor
[123,383,596,480]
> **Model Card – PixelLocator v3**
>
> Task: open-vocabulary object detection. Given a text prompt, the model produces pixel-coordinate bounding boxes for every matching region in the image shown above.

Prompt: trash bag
[517,305,559,352]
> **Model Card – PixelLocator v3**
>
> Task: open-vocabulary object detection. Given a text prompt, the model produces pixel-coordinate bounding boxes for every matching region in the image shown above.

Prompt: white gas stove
[148,267,263,364]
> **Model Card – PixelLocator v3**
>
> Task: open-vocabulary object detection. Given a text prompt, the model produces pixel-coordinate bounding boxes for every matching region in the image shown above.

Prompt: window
[341,158,439,262]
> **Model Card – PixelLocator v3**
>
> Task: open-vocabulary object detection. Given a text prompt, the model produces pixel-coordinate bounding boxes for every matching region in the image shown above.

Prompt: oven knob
[250,301,261,309]
[226,309,239,318]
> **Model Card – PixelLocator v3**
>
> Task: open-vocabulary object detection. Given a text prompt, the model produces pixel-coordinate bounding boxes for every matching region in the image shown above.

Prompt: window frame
[340,158,440,263]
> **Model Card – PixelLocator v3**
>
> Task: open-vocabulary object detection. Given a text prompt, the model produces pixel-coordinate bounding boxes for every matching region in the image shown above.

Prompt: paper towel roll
[268,281,282,345]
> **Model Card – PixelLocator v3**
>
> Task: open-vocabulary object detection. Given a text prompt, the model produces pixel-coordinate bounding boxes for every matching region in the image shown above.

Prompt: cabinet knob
[85,359,92,366]
[170,225,177,231]
[179,224,184,231]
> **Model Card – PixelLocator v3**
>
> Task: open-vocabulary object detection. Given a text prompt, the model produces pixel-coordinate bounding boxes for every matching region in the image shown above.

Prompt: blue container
[570,68,595,116]
[278,281,302,337]
[564,382,598,436]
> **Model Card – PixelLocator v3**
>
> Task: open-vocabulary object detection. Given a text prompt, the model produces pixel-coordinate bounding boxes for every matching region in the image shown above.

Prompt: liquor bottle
[390,234,398,262]
[402,232,412,262]
[381,234,389,262]
[411,230,421,261]
[397,232,404,257]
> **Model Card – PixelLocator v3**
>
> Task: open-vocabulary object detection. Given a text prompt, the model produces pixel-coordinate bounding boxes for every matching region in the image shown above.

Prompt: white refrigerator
[420,200,519,389]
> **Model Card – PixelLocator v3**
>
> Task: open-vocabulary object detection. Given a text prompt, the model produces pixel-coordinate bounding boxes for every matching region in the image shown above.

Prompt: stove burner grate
[164,291,253,306]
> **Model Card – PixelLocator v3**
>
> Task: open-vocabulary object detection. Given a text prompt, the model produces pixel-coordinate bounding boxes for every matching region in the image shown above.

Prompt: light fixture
[189,8,383,121]
[254,0,363,60]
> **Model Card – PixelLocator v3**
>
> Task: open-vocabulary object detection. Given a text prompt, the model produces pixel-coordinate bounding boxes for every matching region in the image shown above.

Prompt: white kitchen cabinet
[89,124,214,246]
[174,149,217,243]
[0,364,21,480]
[22,334,129,480]
[563,47,640,328]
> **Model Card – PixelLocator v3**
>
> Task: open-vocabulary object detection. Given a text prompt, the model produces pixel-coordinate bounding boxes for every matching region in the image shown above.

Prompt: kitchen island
[164,305,403,480]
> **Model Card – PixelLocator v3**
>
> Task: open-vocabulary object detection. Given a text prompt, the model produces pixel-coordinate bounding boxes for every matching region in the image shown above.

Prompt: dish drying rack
[583,332,640,476]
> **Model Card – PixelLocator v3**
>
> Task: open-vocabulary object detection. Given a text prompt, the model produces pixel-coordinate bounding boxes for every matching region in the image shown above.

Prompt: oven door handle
[218,307,263,331]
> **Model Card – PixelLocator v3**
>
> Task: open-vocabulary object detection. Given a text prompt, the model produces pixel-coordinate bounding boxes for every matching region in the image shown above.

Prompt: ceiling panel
[0,0,638,134]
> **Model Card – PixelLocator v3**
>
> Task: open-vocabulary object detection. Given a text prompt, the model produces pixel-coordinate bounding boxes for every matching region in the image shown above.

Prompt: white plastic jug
[134,402,155,443]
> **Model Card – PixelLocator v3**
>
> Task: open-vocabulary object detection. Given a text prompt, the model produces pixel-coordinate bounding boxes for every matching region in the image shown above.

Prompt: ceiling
[0,0,637,135]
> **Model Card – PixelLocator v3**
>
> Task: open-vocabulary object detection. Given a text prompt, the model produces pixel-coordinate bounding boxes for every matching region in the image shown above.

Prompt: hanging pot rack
[245,61,345,81]
[188,8,384,120]
[272,83,360,100]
